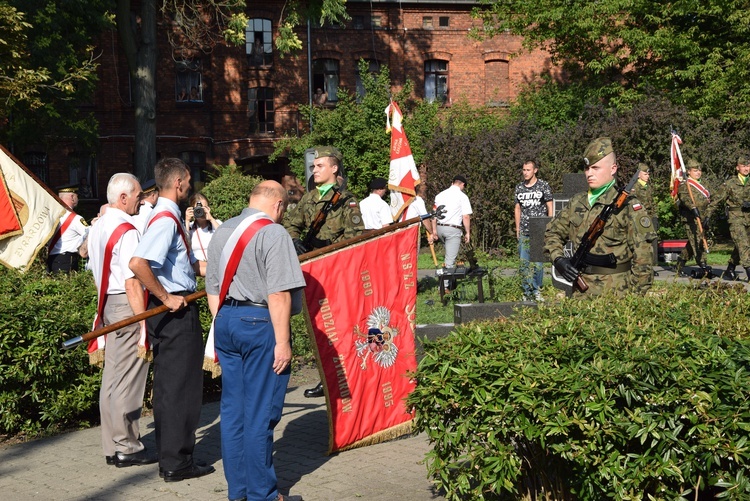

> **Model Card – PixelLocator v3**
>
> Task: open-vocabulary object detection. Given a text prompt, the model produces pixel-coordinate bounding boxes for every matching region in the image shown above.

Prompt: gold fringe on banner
[331,419,415,454]
[203,357,222,378]
[88,349,104,368]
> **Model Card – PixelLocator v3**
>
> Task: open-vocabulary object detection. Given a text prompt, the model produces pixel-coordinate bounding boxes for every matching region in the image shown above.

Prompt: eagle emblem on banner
[354,306,399,370]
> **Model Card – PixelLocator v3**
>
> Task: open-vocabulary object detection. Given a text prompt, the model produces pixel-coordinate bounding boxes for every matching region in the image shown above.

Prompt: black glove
[293,238,308,256]
[742,201,750,210]
[691,207,701,219]
[554,257,579,283]
[700,218,709,233]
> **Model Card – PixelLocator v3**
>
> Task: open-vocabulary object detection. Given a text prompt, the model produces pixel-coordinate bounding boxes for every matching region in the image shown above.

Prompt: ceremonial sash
[147,210,191,259]
[87,222,136,365]
[203,213,273,376]
[687,178,710,200]
[48,212,77,252]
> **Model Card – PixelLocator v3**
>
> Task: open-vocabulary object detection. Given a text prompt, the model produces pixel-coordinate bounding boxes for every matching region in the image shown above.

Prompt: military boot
[674,258,687,277]
[723,263,738,281]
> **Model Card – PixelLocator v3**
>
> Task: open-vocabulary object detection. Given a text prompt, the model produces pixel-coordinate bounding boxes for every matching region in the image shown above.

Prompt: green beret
[738,156,750,166]
[582,137,613,167]
[686,158,701,170]
[314,146,343,162]
[637,163,650,173]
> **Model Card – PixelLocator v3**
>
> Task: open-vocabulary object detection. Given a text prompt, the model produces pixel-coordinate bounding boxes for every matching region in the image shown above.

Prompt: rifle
[298,187,344,253]
[565,169,641,293]
[62,205,446,350]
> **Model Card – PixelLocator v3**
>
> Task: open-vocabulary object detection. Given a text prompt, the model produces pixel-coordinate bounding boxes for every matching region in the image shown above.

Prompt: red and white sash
[147,209,191,259]
[687,178,710,201]
[48,211,77,252]
[203,213,273,376]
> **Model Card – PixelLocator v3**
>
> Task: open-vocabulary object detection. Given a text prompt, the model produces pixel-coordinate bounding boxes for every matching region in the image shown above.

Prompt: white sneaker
[534,292,545,302]
[436,268,444,276]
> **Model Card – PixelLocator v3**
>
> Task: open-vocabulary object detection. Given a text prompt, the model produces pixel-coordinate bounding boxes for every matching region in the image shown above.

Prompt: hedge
[409,282,750,500]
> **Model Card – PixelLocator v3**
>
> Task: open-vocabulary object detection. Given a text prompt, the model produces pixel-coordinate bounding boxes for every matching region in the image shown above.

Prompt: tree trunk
[116,0,157,182]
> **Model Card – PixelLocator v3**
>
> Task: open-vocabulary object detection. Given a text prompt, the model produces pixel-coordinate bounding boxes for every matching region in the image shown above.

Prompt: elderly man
[87,173,155,468]
[207,181,306,501]
[544,137,656,296]
[48,183,88,273]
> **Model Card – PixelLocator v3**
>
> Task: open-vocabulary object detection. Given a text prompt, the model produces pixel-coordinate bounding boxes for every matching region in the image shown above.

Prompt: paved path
[0,372,443,501]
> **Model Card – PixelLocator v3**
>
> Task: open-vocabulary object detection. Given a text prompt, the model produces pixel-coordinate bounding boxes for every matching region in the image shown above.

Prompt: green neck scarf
[739,174,748,186]
[588,179,616,206]
[317,183,335,197]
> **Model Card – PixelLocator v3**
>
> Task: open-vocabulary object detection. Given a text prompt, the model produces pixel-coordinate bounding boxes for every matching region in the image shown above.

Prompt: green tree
[0,1,110,154]
[473,0,750,119]
[272,60,439,198]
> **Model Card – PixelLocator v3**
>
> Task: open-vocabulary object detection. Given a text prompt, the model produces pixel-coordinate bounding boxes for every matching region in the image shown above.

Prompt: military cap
[314,146,343,162]
[453,174,467,186]
[738,155,750,166]
[582,137,613,167]
[369,177,388,191]
[56,183,78,194]
[142,179,157,193]
[637,163,650,173]
[685,158,701,170]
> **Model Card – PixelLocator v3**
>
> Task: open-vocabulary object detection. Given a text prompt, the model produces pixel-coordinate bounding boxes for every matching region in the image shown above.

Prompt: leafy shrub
[0,262,100,436]
[200,164,263,222]
[409,282,750,500]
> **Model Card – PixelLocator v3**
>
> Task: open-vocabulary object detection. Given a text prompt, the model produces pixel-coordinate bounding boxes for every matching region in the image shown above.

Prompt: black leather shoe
[163,463,215,482]
[304,381,324,398]
[115,449,158,467]
[105,455,116,466]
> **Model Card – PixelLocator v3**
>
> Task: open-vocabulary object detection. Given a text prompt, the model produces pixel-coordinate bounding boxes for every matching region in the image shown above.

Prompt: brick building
[24,0,554,206]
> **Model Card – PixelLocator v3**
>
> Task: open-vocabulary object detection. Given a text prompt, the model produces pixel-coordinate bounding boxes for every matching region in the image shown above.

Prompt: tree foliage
[0,1,111,152]
[473,0,750,119]
[272,60,440,199]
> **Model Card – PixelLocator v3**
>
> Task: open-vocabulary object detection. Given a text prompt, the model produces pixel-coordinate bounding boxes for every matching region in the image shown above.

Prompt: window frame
[424,59,449,105]
[175,58,203,103]
[23,151,49,185]
[246,18,273,68]
[313,59,340,104]
[248,87,275,134]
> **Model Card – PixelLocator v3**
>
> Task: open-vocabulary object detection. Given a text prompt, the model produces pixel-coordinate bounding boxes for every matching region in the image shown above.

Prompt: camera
[193,201,206,219]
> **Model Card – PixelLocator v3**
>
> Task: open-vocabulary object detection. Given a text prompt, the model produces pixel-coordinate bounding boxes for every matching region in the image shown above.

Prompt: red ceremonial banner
[0,167,22,240]
[301,225,419,454]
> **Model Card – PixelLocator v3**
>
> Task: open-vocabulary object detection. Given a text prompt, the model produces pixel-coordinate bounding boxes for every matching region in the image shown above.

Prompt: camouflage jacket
[706,175,750,224]
[677,180,710,219]
[633,181,653,215]
[283,187,364,248]
[544,186,656,296]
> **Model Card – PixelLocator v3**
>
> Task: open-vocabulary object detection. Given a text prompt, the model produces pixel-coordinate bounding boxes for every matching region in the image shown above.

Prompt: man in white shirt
[132,179,158,233]
[47,184,89,273]
[433,175,473,268]
[87,173,155,467]
[359,177,393,230]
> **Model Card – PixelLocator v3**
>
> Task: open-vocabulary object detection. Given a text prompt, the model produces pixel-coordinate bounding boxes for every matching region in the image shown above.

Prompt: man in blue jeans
[514,160,553,301]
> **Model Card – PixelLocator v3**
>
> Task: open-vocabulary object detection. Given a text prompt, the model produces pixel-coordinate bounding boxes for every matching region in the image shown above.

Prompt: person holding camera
[705,155,750,281]
[186,193,222,274]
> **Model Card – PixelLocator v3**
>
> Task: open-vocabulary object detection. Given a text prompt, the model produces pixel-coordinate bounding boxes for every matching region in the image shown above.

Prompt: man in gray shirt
[206,181,306,501]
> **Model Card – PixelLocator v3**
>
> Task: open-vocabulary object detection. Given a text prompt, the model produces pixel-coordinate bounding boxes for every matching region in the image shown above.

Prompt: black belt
[223,298,268,308]
[437,223,463,230]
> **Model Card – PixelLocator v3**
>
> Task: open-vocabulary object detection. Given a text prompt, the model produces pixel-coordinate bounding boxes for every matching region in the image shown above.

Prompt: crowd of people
[43,136,750,500]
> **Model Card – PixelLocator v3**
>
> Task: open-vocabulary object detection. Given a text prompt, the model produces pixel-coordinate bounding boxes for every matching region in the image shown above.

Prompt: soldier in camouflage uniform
[705,156,750,281]
[284,146,364,252]
[675,158,712,278]
[633,162,659,271]
[544,137,656,297]
[283,145,364,398]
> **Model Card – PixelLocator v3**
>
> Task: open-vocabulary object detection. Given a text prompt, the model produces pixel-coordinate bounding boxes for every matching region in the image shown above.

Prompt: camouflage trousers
[728,220,750,268]
[679,218,707,265]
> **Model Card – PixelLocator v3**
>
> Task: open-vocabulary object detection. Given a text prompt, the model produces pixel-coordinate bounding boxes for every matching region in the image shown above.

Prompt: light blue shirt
[133,198,196,293]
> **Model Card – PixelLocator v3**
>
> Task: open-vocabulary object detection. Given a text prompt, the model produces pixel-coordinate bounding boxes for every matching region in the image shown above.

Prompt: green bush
[0,263,100,436]
[409,282,750,500]
[200,164,264,222]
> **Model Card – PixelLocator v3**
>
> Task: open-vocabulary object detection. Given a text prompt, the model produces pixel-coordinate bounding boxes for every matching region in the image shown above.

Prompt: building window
[372,15,382,28]
[355,60,381,101]
[425,60,449,105]
[485,59,510,106]
[69,153,97,199]
[422,17,433,29]
[352,16,364,29]
[176,59,203,102]
[249,87,275,134]
[439,16,450,28]
[313,59,340,103]
[23,152,48,185]
[246,18,273,67]
[179,151,207,191]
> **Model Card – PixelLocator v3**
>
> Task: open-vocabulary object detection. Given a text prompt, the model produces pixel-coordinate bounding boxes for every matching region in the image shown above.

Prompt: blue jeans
[215,304,290,501]
[518,235,543,297]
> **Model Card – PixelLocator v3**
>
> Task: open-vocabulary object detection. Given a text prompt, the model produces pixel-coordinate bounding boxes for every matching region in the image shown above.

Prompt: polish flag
[385,101,420,221]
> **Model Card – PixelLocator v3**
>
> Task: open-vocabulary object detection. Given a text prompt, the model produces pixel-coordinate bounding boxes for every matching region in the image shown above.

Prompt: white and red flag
[385,101,421,221]
[0,145,66,270]
[670,132,687,199]
[300,225,419,453]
